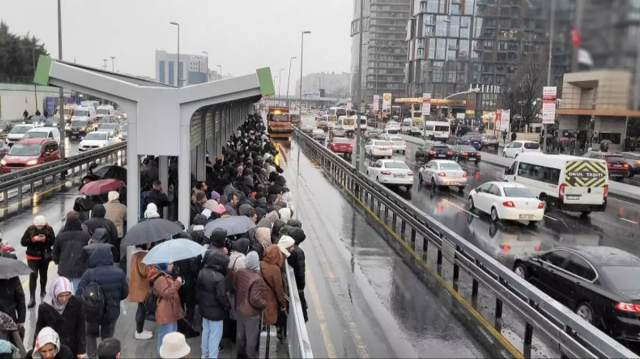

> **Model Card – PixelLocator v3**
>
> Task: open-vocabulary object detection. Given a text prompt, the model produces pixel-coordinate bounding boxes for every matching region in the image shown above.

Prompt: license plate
[566,194,581,200]
[614,164,621,167]
[519,214,534,219]
[393,174,405,178]
[438,154,445,157]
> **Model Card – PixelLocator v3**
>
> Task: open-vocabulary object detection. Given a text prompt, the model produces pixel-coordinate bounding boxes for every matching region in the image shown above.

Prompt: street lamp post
[217,65,223,80]
[31,46,42,113]
[57,0,66,164]
[286,56,297,108]
[279,68,284,97]
[110,56,116,72]
[170,22,180,87]
[299,31,311,114]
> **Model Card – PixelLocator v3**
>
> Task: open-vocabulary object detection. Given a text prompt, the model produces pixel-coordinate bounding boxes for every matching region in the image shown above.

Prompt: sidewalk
[399,133,640,205]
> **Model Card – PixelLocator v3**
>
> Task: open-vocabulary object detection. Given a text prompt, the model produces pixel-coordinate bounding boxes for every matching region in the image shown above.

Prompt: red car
[1,138,60,173]
[585,152,629,181]
[328,137,353,160]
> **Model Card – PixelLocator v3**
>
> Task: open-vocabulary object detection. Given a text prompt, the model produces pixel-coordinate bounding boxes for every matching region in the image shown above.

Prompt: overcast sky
[1,0,353,84]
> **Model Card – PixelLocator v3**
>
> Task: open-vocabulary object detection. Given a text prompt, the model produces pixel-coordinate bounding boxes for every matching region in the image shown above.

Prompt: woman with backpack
[127,243,153,341]
[146,262,183,356]
[34,277,86,358]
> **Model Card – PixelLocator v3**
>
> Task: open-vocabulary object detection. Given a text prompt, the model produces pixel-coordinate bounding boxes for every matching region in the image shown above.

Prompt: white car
[367,159,413,189]
[97,123,119,137]
[5,124,34,146]
[364,140,392,159]
[468,181,544,224]
[387,135,406,154]
[418,160,467,190]
[79,131,116,151]
[502,141,541,158]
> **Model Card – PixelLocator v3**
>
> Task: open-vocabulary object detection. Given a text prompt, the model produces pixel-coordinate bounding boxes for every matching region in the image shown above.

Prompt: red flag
[570,27,581,48]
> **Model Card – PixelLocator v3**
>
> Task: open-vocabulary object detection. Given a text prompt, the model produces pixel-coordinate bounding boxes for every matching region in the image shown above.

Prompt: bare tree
[499,56,546,132]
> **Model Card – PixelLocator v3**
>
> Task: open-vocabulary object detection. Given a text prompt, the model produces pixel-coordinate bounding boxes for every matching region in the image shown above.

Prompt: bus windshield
[268,114,289,122]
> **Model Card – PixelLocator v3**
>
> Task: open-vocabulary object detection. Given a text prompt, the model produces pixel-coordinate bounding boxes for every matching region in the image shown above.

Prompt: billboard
[422,93,431,116]
[373,95,380,111]
[382,93,392,111]
[542,86,557,125]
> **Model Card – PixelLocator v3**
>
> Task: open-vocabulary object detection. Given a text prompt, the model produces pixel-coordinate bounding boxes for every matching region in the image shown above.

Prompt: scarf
[43,277,72,314]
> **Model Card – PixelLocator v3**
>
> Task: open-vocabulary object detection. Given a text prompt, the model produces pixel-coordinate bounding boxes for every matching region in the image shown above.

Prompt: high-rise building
[155,50,209,86]
[350,0,412,105]
[295,72,350,98]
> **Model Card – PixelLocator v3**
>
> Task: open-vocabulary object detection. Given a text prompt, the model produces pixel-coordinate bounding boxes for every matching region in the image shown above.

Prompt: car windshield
[431,146,449,151]
[71,120,86,127]
[384,162,408,169]
[390,136,403,142]
[503,187,536,198]
[8,143,41,156]
[10,126,31,134]
[469,136,482,141]
[524,142,540,149]
[460,146,476,151]
[333,138,350,143]
[22,131,48,139]
[374,141,390,146]
[99,124,116,130]
[85,132,106,140]
[73,109,89,117]
[97,109,110,115]
[439,163,461,170]
[601,266,640,290]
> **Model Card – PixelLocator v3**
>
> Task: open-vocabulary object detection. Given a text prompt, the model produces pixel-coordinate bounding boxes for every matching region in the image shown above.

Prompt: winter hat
[210,191,221,201]
[144,203,160,219]
[278,208,292,222]
[256,227,272,246]
[265,210,279,224]
[239,204,255,217]
[201,209,212,219]
[289,227,307,245]
[33,327,60,359]
[245,251,260,271]
[33,215,47,227]
[210,228,227,249]
[108,191,119,202]
[192,214,208,226]
[214,204,226,215]
[159,332,191,359]
[203,200,218,212]
[277,236,295,258]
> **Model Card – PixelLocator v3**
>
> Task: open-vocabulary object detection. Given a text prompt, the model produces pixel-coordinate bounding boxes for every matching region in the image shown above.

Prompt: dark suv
[415,143,453,163]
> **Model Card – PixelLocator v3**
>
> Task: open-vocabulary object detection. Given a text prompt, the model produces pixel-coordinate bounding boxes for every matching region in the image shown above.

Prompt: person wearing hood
[147,263,183,356]
[103,192,126,241]
[144,203,160,220]
[203,200,218,213]
[186,215,209,246]
[287,228,308,322]
[127,244,153,341]
[286,219,302,229]
[278,207,292,223]
[25,327,74,359]
[52,214,90,293]
[20,215,56,308]
[233,252,267,359]
[255,226,271,250]
[228,238,250,272]
[83,204,119,264]
[82,229,118,267]
[76,247,128,359]
[271,220,286,245]
[259,245,287,328]
[207,228,228,254]
[196,251,231,359]
[34,278,86,357]
[174,254,200,339]
[0,338,20,359]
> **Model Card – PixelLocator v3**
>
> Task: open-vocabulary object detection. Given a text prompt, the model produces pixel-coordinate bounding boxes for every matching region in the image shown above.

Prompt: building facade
[155,50,209,86]
[350,0,412,105]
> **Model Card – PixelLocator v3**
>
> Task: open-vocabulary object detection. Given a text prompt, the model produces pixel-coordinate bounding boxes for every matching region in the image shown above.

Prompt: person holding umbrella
[0,257,30,339]
[20,215,55,308]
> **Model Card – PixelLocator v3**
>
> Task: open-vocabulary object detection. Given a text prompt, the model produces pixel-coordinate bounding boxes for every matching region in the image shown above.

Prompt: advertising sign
[382,93,392,111]
[373,95,380,111]
[499,109,511,131]
[542,86,557,125]
[347,98,353,111]
[422,93,431,115]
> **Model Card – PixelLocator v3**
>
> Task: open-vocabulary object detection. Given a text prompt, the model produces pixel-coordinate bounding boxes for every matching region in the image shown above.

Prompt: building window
[436,38,446,59]
[460,16,471,38]
[428,38,436,59]
[450,16,460,37]
[168,61,175,86]
[426,0,438,12]
[159,61,166,83]
[436,15,448,36]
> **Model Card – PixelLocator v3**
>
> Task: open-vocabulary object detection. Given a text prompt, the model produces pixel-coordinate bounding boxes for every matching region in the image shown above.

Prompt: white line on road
[544,215,558,221]
[620,218,639,225]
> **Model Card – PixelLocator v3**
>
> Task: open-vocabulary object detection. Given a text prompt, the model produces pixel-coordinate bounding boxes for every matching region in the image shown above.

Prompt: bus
[267,107,293,139]
[327,107,347,127]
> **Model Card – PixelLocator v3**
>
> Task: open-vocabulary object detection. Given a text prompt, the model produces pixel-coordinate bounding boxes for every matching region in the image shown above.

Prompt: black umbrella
[122,218,183,246]
[0,257,32,279]
[93,164,127,183]
[204,216,256,237]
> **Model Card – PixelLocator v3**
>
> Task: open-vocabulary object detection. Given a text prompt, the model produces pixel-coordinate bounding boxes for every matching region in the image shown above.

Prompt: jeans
[201,319,223,359]
[69,277,81,294]
[157,321,177,355]
[27,259,50,298]
[86,319,117,359]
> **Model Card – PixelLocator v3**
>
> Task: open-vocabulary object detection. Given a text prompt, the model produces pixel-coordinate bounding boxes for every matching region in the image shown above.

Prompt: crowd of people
[0,114,309,359]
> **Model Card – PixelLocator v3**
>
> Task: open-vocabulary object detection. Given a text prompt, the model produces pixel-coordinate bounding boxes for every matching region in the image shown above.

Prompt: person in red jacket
[20,215,55,308]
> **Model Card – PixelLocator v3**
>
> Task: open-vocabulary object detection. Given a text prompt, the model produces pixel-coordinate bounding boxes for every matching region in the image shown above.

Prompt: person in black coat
[147,180,171,218]
[20,215,55,308]
[35,277,86,357]
[287,227,308,322]
[76,247,128,358]
[25,327,74,359]
[175,253,200,338]
[82,228,119,267]
[0,277,25,330]
[83,204,119,263]
[187,214,209,246]
[196,251,230,358]
[52,215,90,293]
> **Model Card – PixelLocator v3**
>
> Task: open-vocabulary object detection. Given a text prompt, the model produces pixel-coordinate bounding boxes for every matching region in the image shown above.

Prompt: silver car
[418,160,468,191]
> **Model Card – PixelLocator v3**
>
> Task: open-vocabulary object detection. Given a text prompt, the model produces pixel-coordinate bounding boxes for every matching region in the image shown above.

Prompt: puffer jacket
[196,251,230,321]
[20,224,55,260]
[148,268,183,324]
[260,245,286,326]
[82,228,118,267]
[83,205,119,261]
[287,227,307,291]
[234,268,267,318]
[52,216,91,278]
[76,247,129,322]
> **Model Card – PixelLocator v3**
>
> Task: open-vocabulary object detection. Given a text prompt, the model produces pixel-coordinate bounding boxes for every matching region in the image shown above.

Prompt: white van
[23,127,61,145]
[72,106,97,121]
[423,121,450,141]
[503,153,609,215]
[401,118,412,134]
[96,105,115,119]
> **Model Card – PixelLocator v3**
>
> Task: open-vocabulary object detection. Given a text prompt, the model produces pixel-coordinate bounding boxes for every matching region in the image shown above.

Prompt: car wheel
[458,186,465,192]
[527,221,538,227]
[502,152,507,158]
[431,177,437,190]
[406,185,412,191]
[576,302,594,325]
[490,207,499,222]
[419,173,423,185]
[580,211,591,218]
[514,263,528,279]
[514,154,519,158]
[468,196,475,210]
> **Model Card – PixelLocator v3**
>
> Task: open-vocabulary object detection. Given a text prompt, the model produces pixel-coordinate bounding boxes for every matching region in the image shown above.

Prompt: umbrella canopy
[0,257,32,279]
[93,165,127,183]
[601,139,612,145]
[122,218,183,246]
[204,216,256,237]
[79,179,123,196]
[142,238,205,265]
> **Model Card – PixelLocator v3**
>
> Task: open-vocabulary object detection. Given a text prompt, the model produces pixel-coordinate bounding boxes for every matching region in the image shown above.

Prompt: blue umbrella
[142,238,205,265]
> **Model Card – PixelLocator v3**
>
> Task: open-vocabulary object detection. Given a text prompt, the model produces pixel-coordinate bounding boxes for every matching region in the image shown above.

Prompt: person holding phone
[20,215,55,308]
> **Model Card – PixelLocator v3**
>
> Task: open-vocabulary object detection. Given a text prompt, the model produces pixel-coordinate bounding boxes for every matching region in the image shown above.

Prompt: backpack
[82,271,105,323]
[143,273,164,316]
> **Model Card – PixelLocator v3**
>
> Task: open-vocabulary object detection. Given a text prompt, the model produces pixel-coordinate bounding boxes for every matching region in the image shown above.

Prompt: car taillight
[462,172,468,178]
[636,160,640,165]
[615,302,640,313]
[407,171,413,176]
[500,244,510,253]
[476,153,481,157]
[623,163,629,168]
[462,152,468,156]
[502,201,515,208]
[438,172,447,177]
[603,184,609,198]
[447,151,453,155]
[538,202,545,209]
[428,151,436,155]
[533,244,541,251]
[381,170,392,175]
[559,183,566,201]
[607,162,612,167]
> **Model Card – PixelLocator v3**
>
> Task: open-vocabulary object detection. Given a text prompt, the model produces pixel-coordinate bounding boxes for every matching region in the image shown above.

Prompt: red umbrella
[79,179,123,196]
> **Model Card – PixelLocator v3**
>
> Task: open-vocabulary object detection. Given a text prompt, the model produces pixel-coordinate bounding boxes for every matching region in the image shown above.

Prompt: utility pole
[286,56,296,108]
[354,0,365,171]
[299,31,311,112]
[544,0,556,153]
[57,0,66,165]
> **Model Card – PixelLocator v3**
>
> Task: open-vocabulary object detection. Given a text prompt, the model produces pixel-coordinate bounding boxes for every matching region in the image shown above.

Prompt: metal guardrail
[0,142,127,218]
[294,128,636,359]
[286,262,313,359]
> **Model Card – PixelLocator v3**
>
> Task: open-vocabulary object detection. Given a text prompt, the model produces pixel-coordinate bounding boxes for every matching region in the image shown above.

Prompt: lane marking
[620,218,639,225]
[306,268,337,359]
[543,215,558,222]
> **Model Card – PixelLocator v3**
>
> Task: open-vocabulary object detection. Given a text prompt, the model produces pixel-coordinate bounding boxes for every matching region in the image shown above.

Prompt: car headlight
[0,159,6,165]
[26,159,38,166]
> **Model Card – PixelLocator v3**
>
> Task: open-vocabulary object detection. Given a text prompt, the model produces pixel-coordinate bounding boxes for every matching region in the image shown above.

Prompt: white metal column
[159,155,168,218]
[178,117,191,226]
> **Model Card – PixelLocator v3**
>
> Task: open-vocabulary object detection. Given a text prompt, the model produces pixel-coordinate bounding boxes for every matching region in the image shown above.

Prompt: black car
[514,246,640,342]
[453,145,481,163]
[460,134,483,150]
[415,144,453,163]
